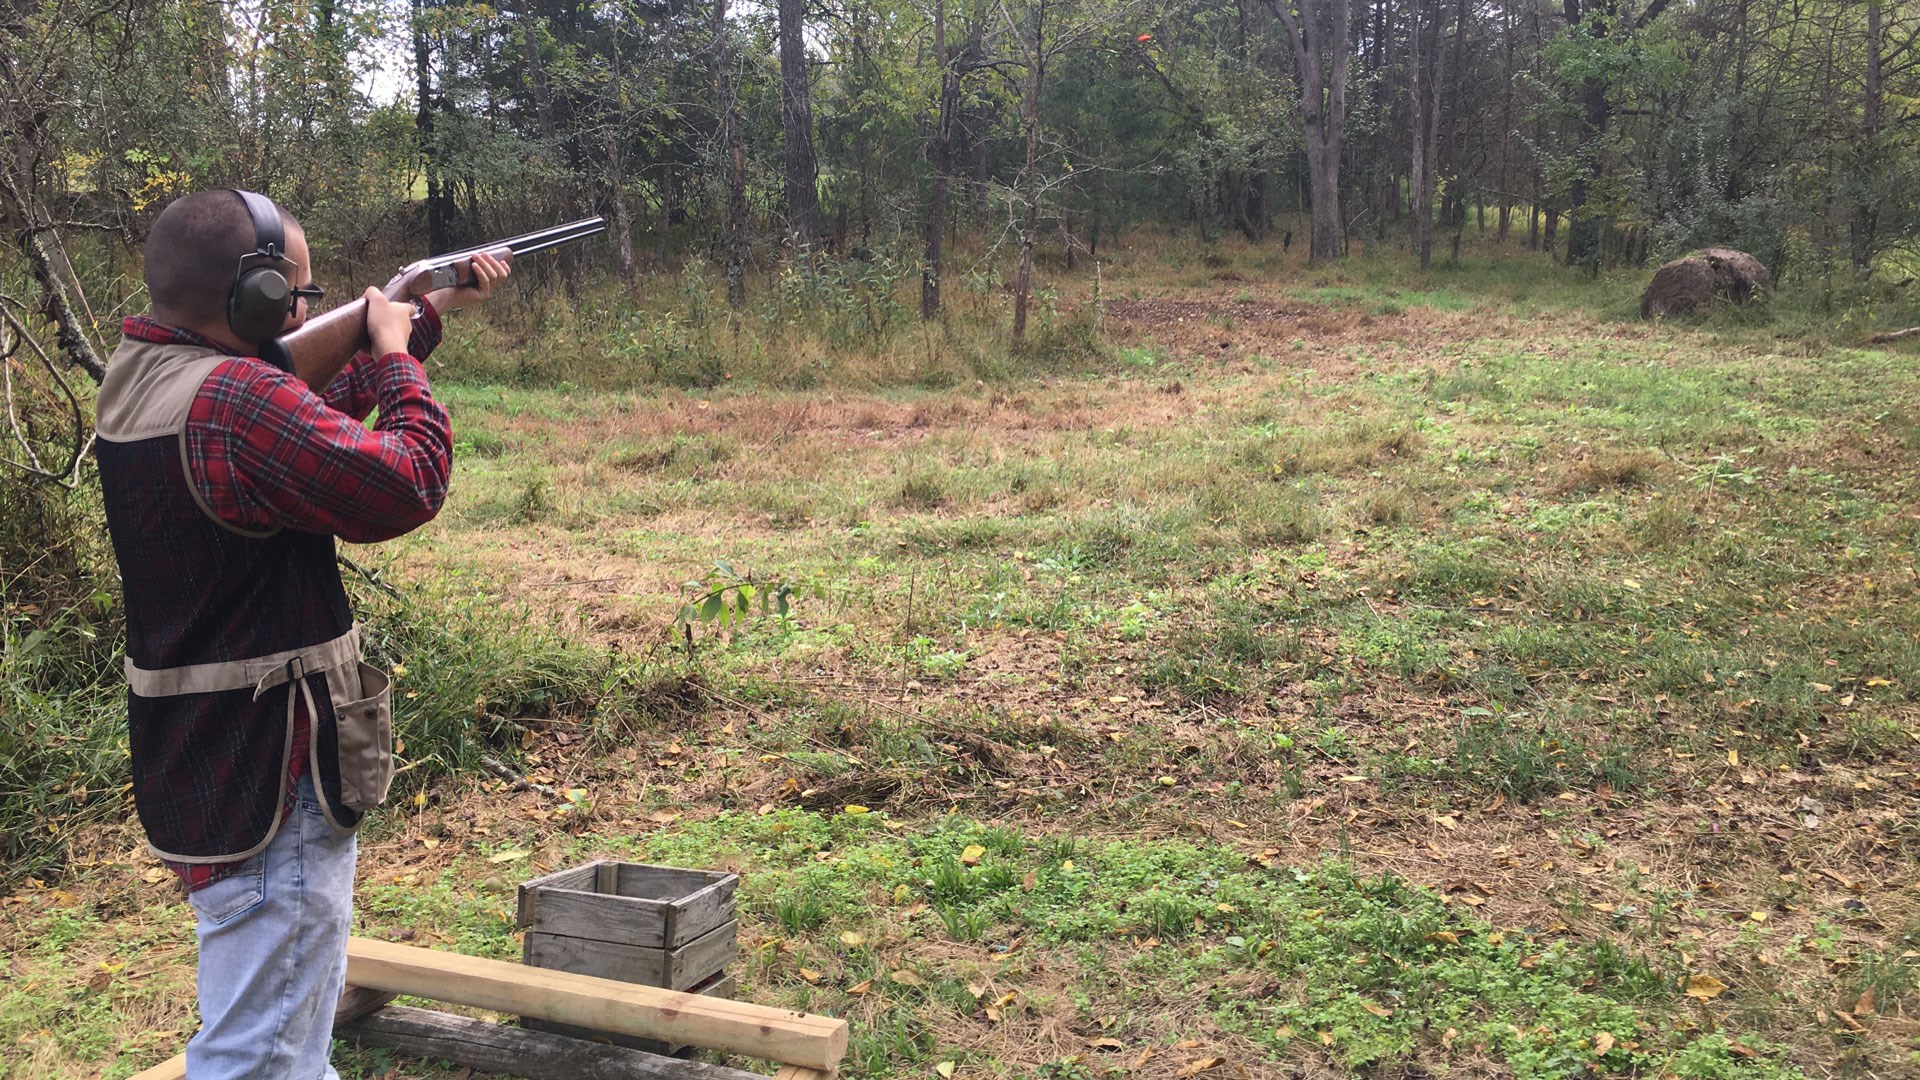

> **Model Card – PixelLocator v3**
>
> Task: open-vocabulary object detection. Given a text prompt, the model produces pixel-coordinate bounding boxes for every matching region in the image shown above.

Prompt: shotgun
[270,216,607,392]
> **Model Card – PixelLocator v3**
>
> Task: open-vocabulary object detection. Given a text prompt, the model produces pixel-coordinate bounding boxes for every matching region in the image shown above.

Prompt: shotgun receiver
[271,216,607,392]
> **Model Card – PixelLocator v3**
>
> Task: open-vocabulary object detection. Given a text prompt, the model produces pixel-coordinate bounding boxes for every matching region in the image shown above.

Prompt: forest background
[5,0,1920,1077]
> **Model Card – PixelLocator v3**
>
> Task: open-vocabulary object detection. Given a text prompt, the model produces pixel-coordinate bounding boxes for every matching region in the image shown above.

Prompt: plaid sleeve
[321,295,445,421]
[187,353,453,543]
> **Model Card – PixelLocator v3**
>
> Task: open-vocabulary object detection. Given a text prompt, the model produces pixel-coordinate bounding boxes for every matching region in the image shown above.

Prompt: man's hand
[364,288,416,358]
[427,251,512,313]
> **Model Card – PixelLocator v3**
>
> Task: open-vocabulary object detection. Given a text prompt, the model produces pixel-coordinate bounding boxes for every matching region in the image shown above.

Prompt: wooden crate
[516,861,740,1055]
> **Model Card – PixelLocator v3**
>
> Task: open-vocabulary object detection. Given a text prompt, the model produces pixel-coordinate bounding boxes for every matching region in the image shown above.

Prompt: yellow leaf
[1593,1031,1615,1056]
[1866,678,1894,687]
[984,1005,1003,1022]
[1156,775,1177,787]
[140,867,168,884]
[935,1063,956,1079]
[487,850,530,863]
[1435,815,1459,830]
[845,805,871,815]
[413,791,428,808]
[1273,1025,1294,1041]
[1428,931,1459,946]
[797,968,823,984]
[1683,974,1729,1000]
[420,836,439,849]
[1748,911,1767,923]
[1359,1000,1393,1018]
[847,980,872,996]
[960,845,986,866]
[1727,748,1739,767]
[890,969,928,987]
[839,931,866,947]
[1811,682,1833,693]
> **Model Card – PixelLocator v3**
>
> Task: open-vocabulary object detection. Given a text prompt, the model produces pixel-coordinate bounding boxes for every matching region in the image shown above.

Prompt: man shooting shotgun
[278,215,606,391]
[93,189,598,1079]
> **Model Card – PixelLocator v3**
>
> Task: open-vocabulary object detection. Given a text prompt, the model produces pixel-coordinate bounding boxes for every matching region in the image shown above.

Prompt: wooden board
[525,971,736,1055]
[517,861,603,928]
[343,1004,774,1080]
[525,919,736,990]
[345,936,847,1069]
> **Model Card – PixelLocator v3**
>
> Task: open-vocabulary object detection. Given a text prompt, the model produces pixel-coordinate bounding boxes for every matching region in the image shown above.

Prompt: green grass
[10,232,1920,1077]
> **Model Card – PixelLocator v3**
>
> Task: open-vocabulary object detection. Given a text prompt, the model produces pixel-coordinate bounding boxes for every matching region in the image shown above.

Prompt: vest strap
[124,625,361,699]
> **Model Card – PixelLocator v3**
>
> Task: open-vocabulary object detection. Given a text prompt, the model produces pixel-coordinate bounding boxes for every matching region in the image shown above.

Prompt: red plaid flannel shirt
[124,305,450,891]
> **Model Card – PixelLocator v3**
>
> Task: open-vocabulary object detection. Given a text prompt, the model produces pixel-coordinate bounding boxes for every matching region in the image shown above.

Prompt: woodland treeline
[4,0,1917,341]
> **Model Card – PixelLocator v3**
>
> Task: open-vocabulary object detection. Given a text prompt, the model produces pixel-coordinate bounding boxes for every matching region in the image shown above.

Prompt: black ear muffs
[227,189,295,348]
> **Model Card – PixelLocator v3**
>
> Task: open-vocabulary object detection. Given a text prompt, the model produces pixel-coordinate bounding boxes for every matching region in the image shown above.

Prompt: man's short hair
[145,190,300,325]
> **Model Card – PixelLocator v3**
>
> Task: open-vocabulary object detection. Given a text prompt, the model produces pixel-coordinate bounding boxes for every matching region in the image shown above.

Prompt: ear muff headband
[227,189,294,348]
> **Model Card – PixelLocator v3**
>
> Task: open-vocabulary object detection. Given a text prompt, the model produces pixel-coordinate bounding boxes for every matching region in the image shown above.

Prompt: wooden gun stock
[280,254,508,392]
[276,215,605,392]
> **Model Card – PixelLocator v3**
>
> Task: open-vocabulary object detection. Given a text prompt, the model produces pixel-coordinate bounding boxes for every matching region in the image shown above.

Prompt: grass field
[5,235,1920,1078]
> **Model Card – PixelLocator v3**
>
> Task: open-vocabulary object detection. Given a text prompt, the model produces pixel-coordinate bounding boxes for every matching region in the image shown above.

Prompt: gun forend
[399,217,607,293]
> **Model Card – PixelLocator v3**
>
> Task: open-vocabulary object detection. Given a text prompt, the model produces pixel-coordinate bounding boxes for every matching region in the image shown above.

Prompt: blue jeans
[184,773,357,1079]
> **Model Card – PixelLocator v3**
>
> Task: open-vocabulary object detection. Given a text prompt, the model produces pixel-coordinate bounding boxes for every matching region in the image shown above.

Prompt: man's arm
[188,351,452,543]
[322,295,445,422]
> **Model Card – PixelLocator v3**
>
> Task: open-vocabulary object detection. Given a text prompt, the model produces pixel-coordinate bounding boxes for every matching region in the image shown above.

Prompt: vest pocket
[332,661,394,812]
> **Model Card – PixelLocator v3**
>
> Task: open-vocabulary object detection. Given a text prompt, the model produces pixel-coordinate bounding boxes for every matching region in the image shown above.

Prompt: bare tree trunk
[413,0,450,252]
[1010,0,1048,350]
[923,0,959,319]
[714,0,746,306]
[1267,0,1352,262]
[1408,0,1445,269]
[1850,0,1882,273]
[777,0,822,251]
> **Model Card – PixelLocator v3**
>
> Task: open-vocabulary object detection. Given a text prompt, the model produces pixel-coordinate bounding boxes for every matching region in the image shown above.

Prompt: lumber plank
[343,1004,773,1080]
[346,936,847,1069]
[127,984,400,1080]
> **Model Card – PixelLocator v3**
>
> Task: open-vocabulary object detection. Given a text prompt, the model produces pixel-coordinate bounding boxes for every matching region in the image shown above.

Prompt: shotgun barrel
[274,216,607,392]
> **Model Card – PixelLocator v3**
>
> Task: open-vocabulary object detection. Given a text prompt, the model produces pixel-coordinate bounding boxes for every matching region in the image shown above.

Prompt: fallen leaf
[1683,974,1729,1000]
[839,931,866,947]
[1855,987,1876,1015]
[1441,1027,1458,1050]
[960,844,986,866]
[1088,1038,1124,1051]
[1131,1049,1154,1069]
[935,1062,957,1079]
[1175,1057,1225,1076]
[797,968,822,984]
[1428,931,1459,946]
[1593,1031,1615,1056]
[1359,1000,1393,1018]
[487,850,530,863]
[847,980,872,995]
[140,867,168,883]
[844,805,871,815]
[890,969,927,987]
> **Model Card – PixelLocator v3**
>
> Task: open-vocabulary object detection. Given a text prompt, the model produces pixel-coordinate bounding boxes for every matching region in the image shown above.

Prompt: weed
[774,889,832,934]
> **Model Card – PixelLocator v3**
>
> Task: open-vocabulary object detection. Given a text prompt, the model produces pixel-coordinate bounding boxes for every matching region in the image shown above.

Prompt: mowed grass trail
[6,243,1919,1078]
